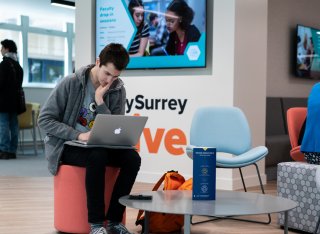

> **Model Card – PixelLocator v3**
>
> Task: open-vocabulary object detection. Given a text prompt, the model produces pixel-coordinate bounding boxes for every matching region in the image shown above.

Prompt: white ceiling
[0,0,75,24]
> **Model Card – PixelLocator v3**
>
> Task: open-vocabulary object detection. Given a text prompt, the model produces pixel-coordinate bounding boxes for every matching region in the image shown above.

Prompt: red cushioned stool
[54,165,125,233]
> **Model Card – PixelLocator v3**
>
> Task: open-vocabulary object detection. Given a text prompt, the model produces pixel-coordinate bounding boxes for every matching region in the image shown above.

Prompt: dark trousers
[61,145,141,223]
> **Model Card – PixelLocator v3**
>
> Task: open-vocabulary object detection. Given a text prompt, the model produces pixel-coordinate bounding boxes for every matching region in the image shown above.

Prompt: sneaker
[89,227,107,234]
[107,221,132,234]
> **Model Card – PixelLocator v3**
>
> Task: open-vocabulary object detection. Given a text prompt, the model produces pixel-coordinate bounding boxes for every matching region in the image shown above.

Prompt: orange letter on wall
[143,128,165,153]
[164,128,187,155]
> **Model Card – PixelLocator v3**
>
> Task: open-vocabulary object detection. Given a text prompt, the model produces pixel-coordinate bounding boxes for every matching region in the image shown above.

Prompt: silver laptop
[69,114,148,148]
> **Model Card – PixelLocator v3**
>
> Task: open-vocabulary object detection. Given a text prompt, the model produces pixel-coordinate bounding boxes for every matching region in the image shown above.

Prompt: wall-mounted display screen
[296,24,320,79]
[28,58,64,83]
[96,0,207,69]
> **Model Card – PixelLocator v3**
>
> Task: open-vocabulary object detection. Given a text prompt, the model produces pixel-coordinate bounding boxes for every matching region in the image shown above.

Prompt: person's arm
[130,37,149,57]
[0,60,13,90]
[0,62,6,89]
[94,77,120,115]
[98,81,126,115]
[38,77,81,141]
[130,22,150,57]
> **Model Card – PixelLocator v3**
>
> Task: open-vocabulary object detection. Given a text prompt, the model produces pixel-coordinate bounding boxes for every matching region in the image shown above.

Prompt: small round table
[120,190,297,234]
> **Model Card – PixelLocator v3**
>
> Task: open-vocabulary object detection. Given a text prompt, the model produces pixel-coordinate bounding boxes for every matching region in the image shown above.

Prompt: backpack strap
[151,172,167,191]
[136,171,168,223]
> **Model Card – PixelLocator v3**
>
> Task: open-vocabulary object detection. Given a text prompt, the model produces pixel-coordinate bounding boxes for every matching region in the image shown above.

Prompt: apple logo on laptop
[114,128,121,134]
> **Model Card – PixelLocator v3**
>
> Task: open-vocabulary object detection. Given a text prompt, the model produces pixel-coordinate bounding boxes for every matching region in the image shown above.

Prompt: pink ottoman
[54,165,125,233]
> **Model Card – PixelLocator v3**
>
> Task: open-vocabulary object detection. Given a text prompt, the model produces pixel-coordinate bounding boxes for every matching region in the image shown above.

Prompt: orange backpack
[135,170,192,233]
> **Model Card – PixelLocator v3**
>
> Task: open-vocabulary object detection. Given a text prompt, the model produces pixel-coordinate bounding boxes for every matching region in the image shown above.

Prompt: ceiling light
[51,0,75,9]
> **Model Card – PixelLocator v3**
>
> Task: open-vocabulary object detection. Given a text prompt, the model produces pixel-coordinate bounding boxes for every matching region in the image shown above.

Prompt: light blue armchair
[186,106,270,224]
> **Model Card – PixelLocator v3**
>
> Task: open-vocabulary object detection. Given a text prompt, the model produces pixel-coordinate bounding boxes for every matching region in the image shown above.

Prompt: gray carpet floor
[0,148,51,177]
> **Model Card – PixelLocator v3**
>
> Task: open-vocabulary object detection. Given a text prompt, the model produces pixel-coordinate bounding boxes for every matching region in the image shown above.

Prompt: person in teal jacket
[301,82,320,164]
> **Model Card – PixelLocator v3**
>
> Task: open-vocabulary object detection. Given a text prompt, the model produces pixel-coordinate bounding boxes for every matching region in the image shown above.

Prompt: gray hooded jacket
[38,64,126,175]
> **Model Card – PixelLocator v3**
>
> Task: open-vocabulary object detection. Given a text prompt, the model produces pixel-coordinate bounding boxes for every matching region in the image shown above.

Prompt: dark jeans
[0,112,19,153]
[61,145,141,223]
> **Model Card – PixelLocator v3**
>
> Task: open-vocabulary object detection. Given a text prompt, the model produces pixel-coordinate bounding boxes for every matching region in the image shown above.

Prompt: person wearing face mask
[128,0,150,57]
[38,43,140,234]
[0,39,24,160]
[165,0,201,55]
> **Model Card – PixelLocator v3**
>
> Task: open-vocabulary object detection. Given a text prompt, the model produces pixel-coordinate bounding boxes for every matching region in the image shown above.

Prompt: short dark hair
[167,0,194,31]
[1,39,17,53]
[98,43,129,71]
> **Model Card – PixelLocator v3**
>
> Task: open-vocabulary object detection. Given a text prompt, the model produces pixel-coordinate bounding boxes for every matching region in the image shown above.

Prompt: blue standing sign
[192,147,216,200]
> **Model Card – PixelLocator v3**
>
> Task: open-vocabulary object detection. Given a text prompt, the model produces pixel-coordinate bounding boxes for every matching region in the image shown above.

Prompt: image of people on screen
[297,27,315,76]
[164,0,201,55]
[127,0,150,57]
[148,13,169,56]
[96,0,206,68]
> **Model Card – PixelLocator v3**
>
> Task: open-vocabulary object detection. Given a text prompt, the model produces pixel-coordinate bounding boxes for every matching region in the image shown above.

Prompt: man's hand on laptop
[78,131,91,142]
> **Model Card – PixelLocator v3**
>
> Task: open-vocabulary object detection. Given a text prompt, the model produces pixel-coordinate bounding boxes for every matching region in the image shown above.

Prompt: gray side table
[120,190,297,234]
